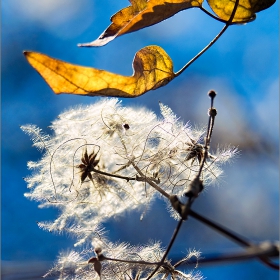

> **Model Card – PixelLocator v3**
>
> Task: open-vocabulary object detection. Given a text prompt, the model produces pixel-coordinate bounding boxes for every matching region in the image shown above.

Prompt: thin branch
[184,92,216,198]
[189,209,279,270]
[91,166,159,184]
[199,6,230,23]
[174,242,279,267]
[197,115,212,177]
[101,255,160,266]
[175,0,240,78]
[91,167,136,181]
[197,92,217,177]
[189,209,250,246]
[146,219,183,279]
[131,162,170,199]
[206,91,216,144]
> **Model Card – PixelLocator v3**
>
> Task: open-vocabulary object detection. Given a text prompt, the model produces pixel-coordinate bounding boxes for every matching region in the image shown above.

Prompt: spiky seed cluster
[21,99,236,278]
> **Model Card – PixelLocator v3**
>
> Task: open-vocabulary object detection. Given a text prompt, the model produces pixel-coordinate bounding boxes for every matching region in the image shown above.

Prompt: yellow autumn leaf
[207,0,276,22]
[24,46,175,98]
[79,0,203,47]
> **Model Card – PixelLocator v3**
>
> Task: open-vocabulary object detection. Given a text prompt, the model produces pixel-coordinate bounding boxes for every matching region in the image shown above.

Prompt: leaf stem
[199,6,256,24]
[199,6,230,23]
[175,0,240,78]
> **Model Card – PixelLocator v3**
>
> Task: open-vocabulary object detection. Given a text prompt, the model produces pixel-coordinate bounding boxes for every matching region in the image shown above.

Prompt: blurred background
[2,0,279,279]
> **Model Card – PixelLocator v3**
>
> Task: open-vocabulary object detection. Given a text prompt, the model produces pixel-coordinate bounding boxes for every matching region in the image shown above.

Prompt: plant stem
[92,167,136,181]
[102,255,160,266]
[174,242,279,267]
[146,219,183,279]
[175,0,240,78]
[189,209,279,269]
[131,162,170,199]
[199,6,230,23]
[91,167,158,183]
[197,95,216,177]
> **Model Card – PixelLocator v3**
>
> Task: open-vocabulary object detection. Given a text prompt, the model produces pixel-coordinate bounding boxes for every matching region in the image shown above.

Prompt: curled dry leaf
[23,46,175,98]
[207,0,276,22]
[79,0,203,47]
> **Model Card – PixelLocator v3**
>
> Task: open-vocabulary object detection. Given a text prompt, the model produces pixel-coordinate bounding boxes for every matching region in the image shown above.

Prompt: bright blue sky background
[2,0,279,279]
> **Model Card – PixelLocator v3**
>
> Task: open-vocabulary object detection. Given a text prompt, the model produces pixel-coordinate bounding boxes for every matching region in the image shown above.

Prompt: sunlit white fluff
[22,98,236,279]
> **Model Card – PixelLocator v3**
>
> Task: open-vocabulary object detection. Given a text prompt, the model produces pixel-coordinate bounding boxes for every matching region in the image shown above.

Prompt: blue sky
[2,0,279,279]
